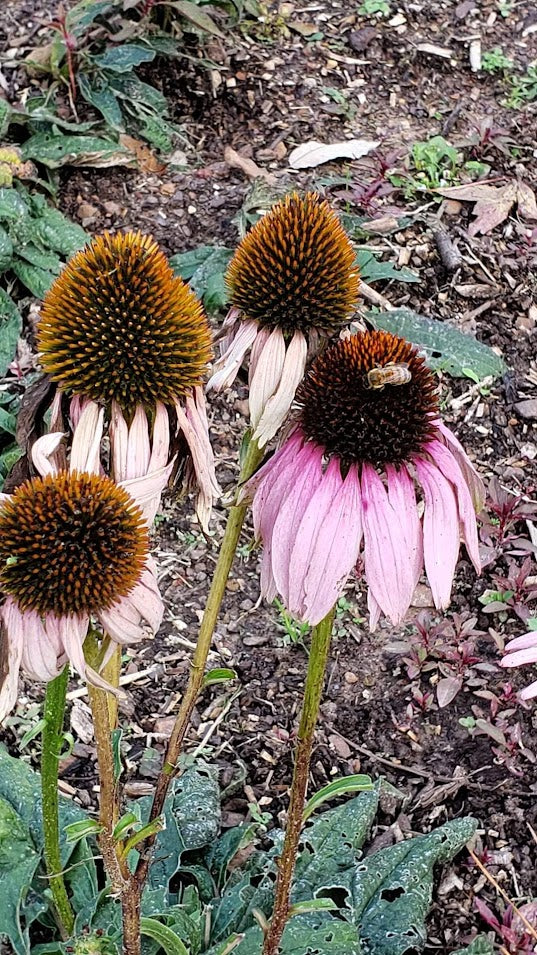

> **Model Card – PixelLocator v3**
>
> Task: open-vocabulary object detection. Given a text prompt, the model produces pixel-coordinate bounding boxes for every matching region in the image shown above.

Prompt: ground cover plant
[0,1,536,954]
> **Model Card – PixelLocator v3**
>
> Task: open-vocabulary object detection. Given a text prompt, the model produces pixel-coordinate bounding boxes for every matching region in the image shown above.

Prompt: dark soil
[1,0,537,951]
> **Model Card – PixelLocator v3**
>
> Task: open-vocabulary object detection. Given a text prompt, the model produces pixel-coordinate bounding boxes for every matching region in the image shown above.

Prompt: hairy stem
[122,880,142,955]
[262,608,335,955]
[135,435,265,885]
[85,631,127,893]
[41,666,75,938]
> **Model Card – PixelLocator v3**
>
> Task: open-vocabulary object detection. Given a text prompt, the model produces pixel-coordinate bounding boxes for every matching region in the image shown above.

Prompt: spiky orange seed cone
[297,330,439,467]
[38,231,212,414]
[226,192,359,334]
[0,472,148,616]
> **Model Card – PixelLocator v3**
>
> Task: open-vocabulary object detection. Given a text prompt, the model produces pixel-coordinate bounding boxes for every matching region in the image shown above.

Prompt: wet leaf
[0,289,22,377]
[366,307,505,380]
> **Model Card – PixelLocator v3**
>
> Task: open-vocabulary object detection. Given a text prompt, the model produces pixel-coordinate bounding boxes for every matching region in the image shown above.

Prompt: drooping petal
[149,402,170,472]
[49,388,64,433]
[503,632,537,652]
[207,319,259,391]
[243,428,303,507]
[433,419,485,512]
[386,463,423,592]
[57,615,122,695]
[127,405,151,479]
[253,330,308,448]
[415,457,460,610]
[70,401,104,474]
[270,442,325,612]
[97,601,150,645]
[0,599,25,722]
[361,463,414,624]
[125,563,164,634]
[500,645,537,668]
[175,391,219,532]
[520,680,537,701]
[425,438,481,573]
[32,432,64,477]
[248,327,286,431]
[302,463,363,626]
[121,462,174,525]
[20,612,63,682]
[367,590,382,632]
[248,326,272,382]
[110,400,129,482]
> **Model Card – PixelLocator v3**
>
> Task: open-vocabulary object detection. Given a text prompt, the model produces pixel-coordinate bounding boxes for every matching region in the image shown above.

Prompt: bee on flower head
[366,362,412,391]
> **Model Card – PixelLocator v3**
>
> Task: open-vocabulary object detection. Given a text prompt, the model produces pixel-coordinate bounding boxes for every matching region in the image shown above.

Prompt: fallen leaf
[437,676,463,708]
[288,20,319,36]
[224,145,276,184]
[119,134,166,174]
[288,138,380,169]
[438,179,537,235]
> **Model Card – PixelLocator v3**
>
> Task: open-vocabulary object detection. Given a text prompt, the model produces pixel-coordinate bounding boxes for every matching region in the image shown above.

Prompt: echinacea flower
[208,192,359,447]
[0,403,165,722]
[38,230,218,529]
[500,631,537,700]
[244,330,484,628]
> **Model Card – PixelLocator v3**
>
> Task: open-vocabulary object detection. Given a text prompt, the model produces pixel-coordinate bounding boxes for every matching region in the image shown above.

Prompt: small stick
[359,280,395,311]
[433,229,462,272]
[469,849,537,941]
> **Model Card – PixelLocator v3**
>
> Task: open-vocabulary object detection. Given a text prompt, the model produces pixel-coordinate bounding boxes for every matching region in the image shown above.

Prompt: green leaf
[92,44,157,72]
[213,914,362,955]
[21,132,127,168]
[451,937,494,955]
[33,205,88,257]
[0,796,41,955]
[170,245,233,313]
[16,243,62,273]
[164,1,226,37]
[140,917,189,955]
[18,718,47,749]
[112,811,139,841]
[366,308,506,381]
[137,115,175,153]
[0,187,29,220]
[78,74,124,131]
[111,728,123,783]
[355,816,477,953]
[65,819,103,844]
[11,259,54,298]
[0,99,11,138]
[356,250,419,284]
[302,775,373,821]
[0,225,14,270]
[203,668,237,688]
[107,74,169,113]
[0,289,22,376]
[66,0,116,33]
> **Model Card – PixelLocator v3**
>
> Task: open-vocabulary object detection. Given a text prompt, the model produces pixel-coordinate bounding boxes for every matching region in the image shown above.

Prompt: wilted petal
[110,401,129,481]
[149,402,170,471]
[361,464,414,624]
[207,319,259,391]
[0,599,25,722]
[425,439,481,573]
[253,331,308,448]
[415,457,460,610]
[503,632,537,652]
[243,428,303,507]
[249,327,286,431]
[302,463,363,626]
[520,680,537,701]
[21,612,63,681]
[367,590,382,632]
[56,615,122,695]
[49,389,64,433]
[433,419,485,512]
[97,601,149,645]
[248,326,272,382]
[128,405,151,479]
[32,432,64,477]
[125,563,164,633]
[121,462,174,525]
[175,395,219,532]
[386,464,423,591]
[71,401,104,474]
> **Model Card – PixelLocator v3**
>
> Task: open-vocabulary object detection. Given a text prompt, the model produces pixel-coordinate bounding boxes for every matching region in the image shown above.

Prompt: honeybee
[366,361,412,390]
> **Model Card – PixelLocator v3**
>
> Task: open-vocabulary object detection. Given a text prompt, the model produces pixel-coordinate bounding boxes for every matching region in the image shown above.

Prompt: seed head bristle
[38,231,212,413]
[297,331,439,467]
[226,192,359,334]
[0,472,148,616]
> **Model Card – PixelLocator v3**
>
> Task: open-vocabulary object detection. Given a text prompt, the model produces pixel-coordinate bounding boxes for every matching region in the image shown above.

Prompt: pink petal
[253,330,308,448]
[361,464,414,624]
[70,401,104,474]
[109,401,129,481]
[97,601,149,645]
[125,564,164,633]
[415,457,460,610]
[520,680,537,701]
[270,443,325,612]
[175,396,219,531]
[386,464,423,592]
[121,462,174,525]
[0,599,25,722]
[149,401,170,471]
[49,389,64,433]
[302,463,363,626]
[32,432,64,477]
[207,319,259,391]
[425,439,481,573]
[248,326,271,381]
[504,632,537,652]
[243,428,303,507]
[433,419,485,512]
[127,405,151,479]
[21,612,62,681]
[500,646,537,667]
[367,590,382,632]
[248,327,286,431]
[57,614,90,677]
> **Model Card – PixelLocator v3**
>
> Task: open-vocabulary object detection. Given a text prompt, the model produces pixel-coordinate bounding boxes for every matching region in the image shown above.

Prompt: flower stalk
[41,665,75,939]
[134,434,265,885]
[262,607,335,955]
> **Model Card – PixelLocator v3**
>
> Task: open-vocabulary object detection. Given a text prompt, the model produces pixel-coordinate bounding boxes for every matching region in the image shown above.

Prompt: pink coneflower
[0,402,166,722]
[37,231,218,530]
[208,192,359,447]
[244,330,484,627]
[500,631,537,700]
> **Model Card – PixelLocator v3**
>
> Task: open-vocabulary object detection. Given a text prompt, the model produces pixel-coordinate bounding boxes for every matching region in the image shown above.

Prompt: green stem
[134,434,265,885]
[41,665,75,939]
[262,608,335,955]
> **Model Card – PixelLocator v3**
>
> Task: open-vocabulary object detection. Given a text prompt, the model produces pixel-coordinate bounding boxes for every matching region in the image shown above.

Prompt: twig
[433,229,462,272]
[191,689,242,759]
[469,848,537,942]
[329,728,431,778]
[359,280,395,311]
